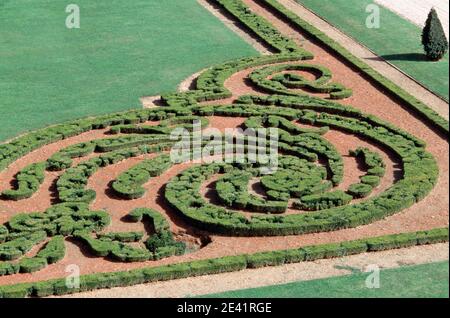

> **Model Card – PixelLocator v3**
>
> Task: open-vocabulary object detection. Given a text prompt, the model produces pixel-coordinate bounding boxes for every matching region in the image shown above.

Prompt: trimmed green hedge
[97,232,143,243]
[95,135,172,153]
[6,203,110,237]
[260,155,329,199]
[347,183,373,198]
[162,54,306,108]
[249,63,352,99]
[0,228,446,298]
[73,231,152,262]
[239,94,425,147]
[47,142,96,171]
[128,208,186,260]
[346,147,386,198]
[166,100,437,236]
[216,168,288,214]
[112,154,173,199]
[36,236,66,264]
[0,108,183,173]
[15,236,66,274]
[57,145,171,204]
[2,162,46,201]
[0,226,8,243]
[295,133,344,185]
[350,147,385,171]
[215,0,307,55]
[0,263,19,277]
[294,190,353,211]
[0,231,47,261]
[110,116,209,135]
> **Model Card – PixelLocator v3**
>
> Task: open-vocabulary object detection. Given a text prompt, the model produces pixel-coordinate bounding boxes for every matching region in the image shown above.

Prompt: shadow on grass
[367,53,430,62]
[334,265,362,274]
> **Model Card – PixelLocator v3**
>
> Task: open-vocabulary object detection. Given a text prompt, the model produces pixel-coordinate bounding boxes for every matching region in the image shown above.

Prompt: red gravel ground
[0,0,447,288]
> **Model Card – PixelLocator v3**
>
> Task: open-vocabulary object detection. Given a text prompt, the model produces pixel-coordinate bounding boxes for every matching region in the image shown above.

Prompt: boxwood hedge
[112,154,173,199]
[0,228,446,298]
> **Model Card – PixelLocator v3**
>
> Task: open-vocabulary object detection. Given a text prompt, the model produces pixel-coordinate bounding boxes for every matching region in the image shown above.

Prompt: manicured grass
[0,0,257,142]
[201,261,449,298]
[297,0,449,101]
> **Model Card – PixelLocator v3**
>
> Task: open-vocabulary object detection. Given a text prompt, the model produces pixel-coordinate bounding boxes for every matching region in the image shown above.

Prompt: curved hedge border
[17,236,66,274]
[259,155,329,200]
[242,115,343,184]
[112,154,173,199]
[128,208,186,260]
[165,100,438,236]
[260,115,329,135]
[216,168,288,213]
[0,231,47,261]
[0,235,65,276]
[294,190,353,211]
[0,203,184,269]
[248,63,352,99]
[5,203,110,238]
[347,147,386,198]
[0,107,187,173]
[350,147,386,177]
[1,162,46,201]
[57,144,172,204]
[0,228,446,298]
[47,142,96,171]
[215,0,306,55]
[238,94,427,147]
[73,231,152,262]
[161,53,307,107]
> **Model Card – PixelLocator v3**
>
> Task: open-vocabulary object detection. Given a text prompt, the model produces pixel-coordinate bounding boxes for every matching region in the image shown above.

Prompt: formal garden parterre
[0,0,448,297]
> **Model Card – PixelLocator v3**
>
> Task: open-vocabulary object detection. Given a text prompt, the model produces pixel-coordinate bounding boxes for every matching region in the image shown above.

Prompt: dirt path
[274,0,449,119]
[56,243,449,298]
[140,95,163,108]
[178,69,207,93]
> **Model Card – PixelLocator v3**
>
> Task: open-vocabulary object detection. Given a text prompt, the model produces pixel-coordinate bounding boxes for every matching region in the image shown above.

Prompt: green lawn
[201,261,449,298]
[297,0,449,101]
[0,0,257,142]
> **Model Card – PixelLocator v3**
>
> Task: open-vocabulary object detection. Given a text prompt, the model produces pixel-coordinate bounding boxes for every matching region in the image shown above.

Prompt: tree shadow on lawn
[334,264,363,275]
[367,53,429,63]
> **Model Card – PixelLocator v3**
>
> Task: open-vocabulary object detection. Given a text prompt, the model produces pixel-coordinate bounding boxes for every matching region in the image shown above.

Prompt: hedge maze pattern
[0,0,445,283]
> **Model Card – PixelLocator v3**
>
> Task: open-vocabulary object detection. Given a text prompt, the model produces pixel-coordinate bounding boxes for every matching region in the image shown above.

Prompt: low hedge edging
[0,227,447,298]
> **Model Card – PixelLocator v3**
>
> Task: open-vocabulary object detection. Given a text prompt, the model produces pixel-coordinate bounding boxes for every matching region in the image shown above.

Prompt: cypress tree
[422,8,448,61]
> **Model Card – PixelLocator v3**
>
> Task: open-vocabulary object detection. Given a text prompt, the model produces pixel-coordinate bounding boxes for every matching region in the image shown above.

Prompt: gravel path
[276,0,449,119]
[57,243,449,298]
[375,0,449,39]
